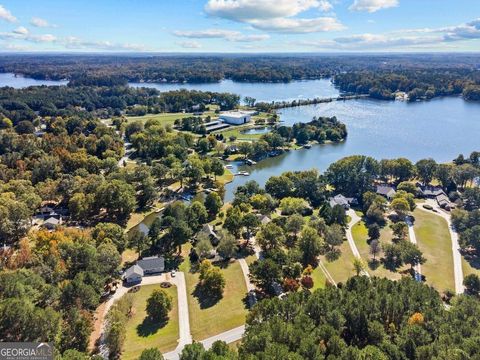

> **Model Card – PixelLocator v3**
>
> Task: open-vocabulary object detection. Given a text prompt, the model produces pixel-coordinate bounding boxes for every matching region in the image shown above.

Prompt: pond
[224,96,480,201]
[240,126,272,135]
[0,73,67,87]
[129,78,339,103]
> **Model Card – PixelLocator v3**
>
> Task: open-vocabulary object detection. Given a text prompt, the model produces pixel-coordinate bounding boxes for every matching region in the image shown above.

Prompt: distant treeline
[0,86,239,123]
[1,53,480,85]
[334,69,480,101]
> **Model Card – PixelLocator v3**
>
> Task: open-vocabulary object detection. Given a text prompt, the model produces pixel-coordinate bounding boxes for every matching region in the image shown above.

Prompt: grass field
[310,264,327,290]
[413,209,455,292]
[122,285,179,360]
[462,257,480,277]
[351,219,402,280]
[320,240,357,284]
[179,254,248,341]
[126,112,190,126]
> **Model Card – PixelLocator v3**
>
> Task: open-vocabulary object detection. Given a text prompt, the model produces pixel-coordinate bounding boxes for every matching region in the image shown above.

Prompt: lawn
[122,285,179,360]
[126,112,192,126]
[180,254,248,341]
[351,219,402,280]
[320,240,357,284]
[413,209,455,293]
[310,264,327,290]
[462,257,480,277]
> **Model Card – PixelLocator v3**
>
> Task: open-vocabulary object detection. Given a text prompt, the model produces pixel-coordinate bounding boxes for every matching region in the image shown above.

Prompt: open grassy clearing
[122,285,179,360]
[320,240,357,284]
[126,112,191,126]
[351,219,402,280]
[462,257,480,277]
[413,208,455,293]
[310,265,327,290]
[179,250,248,341]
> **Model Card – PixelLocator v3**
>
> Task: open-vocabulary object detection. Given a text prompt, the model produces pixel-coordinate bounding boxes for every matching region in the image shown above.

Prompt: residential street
[406,216,422,278]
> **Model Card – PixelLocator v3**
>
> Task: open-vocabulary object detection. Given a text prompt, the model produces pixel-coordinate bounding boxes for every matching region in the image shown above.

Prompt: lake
[129,79,339,103]
[224,96,480,201]
[0,73,67,88]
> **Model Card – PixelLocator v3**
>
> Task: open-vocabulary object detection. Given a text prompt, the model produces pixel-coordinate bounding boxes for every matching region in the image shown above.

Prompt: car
[171,270,176,277]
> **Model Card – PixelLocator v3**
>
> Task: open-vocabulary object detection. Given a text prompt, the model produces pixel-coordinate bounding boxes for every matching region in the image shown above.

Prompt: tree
[415,158,437,185]
[204,192,222,218]
[216,231,237,259]
[139,348,164,360]
[238,141,252,160]
[92,222,128,253]
[265,175,293,199]
[463,274,480,295]
[223,206,243,238]
[242,213,260,239]
[180,343,206,360]
[390,197,410,219]
[210,158,225,181]
[383,243,403,270]
[256,222,286,252]
[353,258,366,276]
[168,220,192,253]
[391,221,408,241]
[249,259,282,294]
[400,242,426,270]
[198,260,225,298]
[368,223,381,241]
[95,180,136,223]
[195,233,213,260]
[286,214,305,239]
[146,289,172,322]
[298,226,324,266]
[369,240,380,261]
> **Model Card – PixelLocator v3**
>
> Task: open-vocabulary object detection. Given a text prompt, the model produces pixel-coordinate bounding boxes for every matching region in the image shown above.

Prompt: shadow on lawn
[192,284,223,309]
[137,316,169,337]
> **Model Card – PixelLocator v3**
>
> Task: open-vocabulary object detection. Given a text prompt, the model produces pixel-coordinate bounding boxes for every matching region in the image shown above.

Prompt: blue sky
[0,0,479,52]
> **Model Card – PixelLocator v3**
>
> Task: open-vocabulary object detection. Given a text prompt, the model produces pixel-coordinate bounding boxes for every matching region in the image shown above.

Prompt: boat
[225,164,233,169]
[303,144,312,149]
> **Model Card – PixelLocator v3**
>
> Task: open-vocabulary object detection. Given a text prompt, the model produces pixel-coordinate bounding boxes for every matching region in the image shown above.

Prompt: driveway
[406,216,422,279]
[417,200,464,294]
[346,209,370,277]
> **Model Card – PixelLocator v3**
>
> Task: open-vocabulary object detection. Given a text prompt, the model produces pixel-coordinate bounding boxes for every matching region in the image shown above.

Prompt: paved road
[418,200,464,294]
[200,325,246,350]
[346,209,370,277]
[238,258,255,291]
[406,216,422,279]
[318,259,337,286]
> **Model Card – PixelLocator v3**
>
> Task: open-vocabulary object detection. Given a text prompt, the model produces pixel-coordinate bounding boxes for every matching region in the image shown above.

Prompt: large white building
[219,111,252,125]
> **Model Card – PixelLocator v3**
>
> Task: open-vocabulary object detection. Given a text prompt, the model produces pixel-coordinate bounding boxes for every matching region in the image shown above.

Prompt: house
[417,185,445,198]
[328,194,357,209]
[43,217,61,230]
[123,264,144,284]
[200,224,219,245]
[376,185,396,200]
[137,256,165,275]
[436,193,453,210]
[219,111,251,125]
[257,214,271,225]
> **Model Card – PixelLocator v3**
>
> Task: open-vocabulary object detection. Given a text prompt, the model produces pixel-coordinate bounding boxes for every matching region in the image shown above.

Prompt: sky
[0,0,479,53]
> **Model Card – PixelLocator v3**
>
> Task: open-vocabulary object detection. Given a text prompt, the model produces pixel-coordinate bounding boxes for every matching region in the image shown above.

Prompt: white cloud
[299,18,480,50]
[0,5,17,22]
[13,26,29,35]
[176,41,202,49]
[64,37,147,51]
[173,28,270,42]
[249,17,344,33]
[30,17,54,28]
[204,0,343,34]
[205,0,320,21]
[349,0,398,13]
[28,34,57,43]
[2,43,30,51]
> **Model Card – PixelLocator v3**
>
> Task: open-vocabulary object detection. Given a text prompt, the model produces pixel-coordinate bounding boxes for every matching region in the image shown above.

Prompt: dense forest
[0,86,239,123]
[1,54,479,85]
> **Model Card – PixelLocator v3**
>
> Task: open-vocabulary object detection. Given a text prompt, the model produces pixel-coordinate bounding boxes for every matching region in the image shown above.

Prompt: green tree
[415,158,437,185]
[256,222,286,252]
[249,259,282,294]
[204,192,222,218]
[146,289,172,322]
[463,274,480,295]
[217,230,237,259]
[139,348,164,360]
[298,226,324,265]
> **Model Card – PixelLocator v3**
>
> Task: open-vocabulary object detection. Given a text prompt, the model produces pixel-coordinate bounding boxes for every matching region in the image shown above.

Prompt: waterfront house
[376,185,396,200]
[329,194,357,209]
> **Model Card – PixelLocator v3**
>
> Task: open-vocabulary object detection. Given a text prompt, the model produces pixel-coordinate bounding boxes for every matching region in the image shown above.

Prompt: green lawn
[462,257,480,277]
[122,285,179,360]
[310,264,327,290]
[413,209,455,293]
[320,240,357,284]
[126,112,190,126]
[351,219,402,280]
[180,255,248,341]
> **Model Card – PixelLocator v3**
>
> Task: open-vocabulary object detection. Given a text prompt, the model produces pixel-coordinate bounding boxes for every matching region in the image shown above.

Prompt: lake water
[0,73,67,88]
[129,79,339,103]
[224,96,480,201]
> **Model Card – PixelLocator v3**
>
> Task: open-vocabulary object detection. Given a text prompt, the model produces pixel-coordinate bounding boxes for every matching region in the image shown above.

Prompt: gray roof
[124,264,144,278]
[201,224,219,239]
[421,187,445,197]
[257,214,271,224]
[44,217,60,225]
[436,194,450,206]
[137,256,165,272]
[329,194,350,207]
[376,185,396,197]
